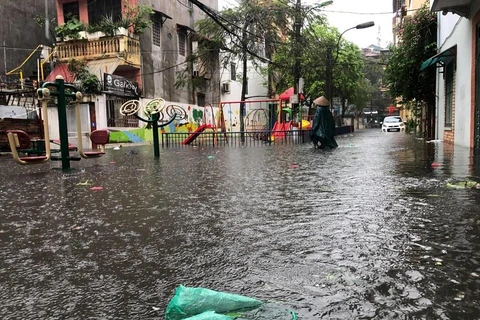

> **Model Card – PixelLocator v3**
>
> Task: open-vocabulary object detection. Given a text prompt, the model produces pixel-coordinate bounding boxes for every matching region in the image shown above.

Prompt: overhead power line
[322,8,420,15]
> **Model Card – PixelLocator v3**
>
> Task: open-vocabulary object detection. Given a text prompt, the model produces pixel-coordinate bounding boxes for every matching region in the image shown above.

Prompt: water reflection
[2,130,480,319]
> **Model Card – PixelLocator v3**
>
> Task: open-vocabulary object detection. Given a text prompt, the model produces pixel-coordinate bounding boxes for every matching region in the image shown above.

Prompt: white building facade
[427,0,480,149]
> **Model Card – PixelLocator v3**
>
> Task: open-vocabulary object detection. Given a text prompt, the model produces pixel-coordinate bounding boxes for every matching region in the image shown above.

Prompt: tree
[383,4,437,137]
[272,20,366,120]
[334,41,365,119]
[177,0,292,137]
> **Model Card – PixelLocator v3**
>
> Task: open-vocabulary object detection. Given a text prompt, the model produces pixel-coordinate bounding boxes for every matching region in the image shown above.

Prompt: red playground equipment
[182,103,217,145]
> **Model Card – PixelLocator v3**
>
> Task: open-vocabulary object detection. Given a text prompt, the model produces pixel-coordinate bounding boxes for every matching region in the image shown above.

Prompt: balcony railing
[55,34,141,67]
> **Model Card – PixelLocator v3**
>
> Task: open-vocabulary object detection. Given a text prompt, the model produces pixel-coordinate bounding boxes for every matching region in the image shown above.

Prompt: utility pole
[292,0,302,124]
[325,21,375,120]
[325,44,333,104]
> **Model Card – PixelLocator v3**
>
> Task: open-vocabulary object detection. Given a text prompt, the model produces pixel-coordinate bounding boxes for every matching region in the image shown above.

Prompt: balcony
[55,31,141,68]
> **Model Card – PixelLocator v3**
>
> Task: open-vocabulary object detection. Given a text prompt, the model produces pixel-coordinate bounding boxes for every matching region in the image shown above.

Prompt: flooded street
[2,129,480,319]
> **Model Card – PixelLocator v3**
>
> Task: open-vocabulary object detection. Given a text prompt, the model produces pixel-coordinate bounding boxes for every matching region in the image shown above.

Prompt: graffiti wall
[107,99,280,144]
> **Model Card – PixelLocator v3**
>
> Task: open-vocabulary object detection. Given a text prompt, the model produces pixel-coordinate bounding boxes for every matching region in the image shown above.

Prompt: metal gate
[106,95,139,127]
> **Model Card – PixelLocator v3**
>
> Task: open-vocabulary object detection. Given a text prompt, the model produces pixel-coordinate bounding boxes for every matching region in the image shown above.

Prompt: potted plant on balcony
[55,17,85,42]
[121,4,154,36]
[86,24,104,40]
[97,15,118,38]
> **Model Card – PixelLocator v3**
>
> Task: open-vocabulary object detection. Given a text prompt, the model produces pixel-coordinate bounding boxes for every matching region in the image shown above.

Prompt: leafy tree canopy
[384,4,437,104]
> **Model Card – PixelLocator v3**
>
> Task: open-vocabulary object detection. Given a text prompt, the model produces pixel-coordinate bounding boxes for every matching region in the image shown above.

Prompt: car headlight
[399,123,405,127]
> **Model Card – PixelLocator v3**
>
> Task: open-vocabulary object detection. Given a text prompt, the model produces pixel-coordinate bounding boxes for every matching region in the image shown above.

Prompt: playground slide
[272,121,291,138]
[182,124,213,145]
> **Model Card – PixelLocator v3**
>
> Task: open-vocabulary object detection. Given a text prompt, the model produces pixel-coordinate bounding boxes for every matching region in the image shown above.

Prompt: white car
[381,116,406,132]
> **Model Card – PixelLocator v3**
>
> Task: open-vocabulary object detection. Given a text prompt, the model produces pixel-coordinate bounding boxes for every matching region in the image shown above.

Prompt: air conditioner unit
[221,82,230,93]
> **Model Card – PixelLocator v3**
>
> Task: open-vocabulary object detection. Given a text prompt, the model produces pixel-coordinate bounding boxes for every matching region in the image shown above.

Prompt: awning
[279,87,305,101]
[177,23,195,35]
[44,63,76,83]
[155,11,172,25]
[86,58,121,80]
[431,0,473,17]
[420,46,456,71]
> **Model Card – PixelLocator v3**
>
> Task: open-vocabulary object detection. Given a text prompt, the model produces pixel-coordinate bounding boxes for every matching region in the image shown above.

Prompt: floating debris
[76,180,91,186]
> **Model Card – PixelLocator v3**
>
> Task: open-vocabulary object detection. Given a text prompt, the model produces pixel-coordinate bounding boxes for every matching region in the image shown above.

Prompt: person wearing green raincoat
[311,96,338,149]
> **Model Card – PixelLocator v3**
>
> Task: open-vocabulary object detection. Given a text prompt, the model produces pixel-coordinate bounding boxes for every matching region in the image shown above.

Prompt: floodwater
[2,130,480,319]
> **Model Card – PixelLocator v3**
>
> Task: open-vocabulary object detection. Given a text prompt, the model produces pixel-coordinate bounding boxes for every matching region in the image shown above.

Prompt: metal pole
[56,77,71,170]
[292,0,302,123]
[152,114,160,158]
[3,41,7,76]
[326,45,333,103]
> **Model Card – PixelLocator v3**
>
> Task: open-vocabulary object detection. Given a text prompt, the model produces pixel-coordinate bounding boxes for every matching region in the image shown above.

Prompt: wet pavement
[2,129,480,319]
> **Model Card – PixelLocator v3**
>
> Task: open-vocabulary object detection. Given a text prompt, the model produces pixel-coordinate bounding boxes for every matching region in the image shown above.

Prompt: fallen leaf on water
[76,180,91,186]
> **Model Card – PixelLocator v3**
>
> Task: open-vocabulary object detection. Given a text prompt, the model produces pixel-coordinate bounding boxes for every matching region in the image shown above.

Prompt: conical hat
[313,96,329,106]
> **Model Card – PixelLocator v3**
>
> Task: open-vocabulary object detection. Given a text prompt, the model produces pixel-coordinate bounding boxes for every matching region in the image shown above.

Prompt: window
[178,27,187,56]
[384,116,402,123]
[87,0,122,25]
[445,62,454,128]
[197,93,205,107]
[63,1,79,22]
[230,63,236,81]
[152,12,163,47]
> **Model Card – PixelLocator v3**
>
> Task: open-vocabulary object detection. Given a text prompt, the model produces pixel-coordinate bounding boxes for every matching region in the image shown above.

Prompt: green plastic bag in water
[183,311,234,320]
[165,285,263,320]
[234,303,298,320]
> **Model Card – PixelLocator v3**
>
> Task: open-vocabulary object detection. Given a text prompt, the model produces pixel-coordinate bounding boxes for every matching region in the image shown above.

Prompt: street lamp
[304,1,333,15]
[292,0,333,125]
[325,21,374,111]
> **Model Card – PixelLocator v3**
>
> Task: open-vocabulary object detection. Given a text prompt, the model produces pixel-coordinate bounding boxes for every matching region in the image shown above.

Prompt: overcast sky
[316,0,394,49]
[217,0,395,49]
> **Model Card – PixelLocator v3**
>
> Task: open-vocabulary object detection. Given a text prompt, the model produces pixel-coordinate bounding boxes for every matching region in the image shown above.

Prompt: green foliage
[55,17,85,40]
[86,23,103,34]
[97,15,118,37]
[272,20,367,113]
[34,14,56,29]
[175,0,291,95]
[384,4,437,104]
[122,3,154,35]
[33,14,57,41]
[67,59,101,94]
[405,117,417,133]
[56,1,153,39]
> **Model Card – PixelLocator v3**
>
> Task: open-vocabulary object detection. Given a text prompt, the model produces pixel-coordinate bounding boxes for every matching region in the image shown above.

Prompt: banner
[104,73,139,97]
